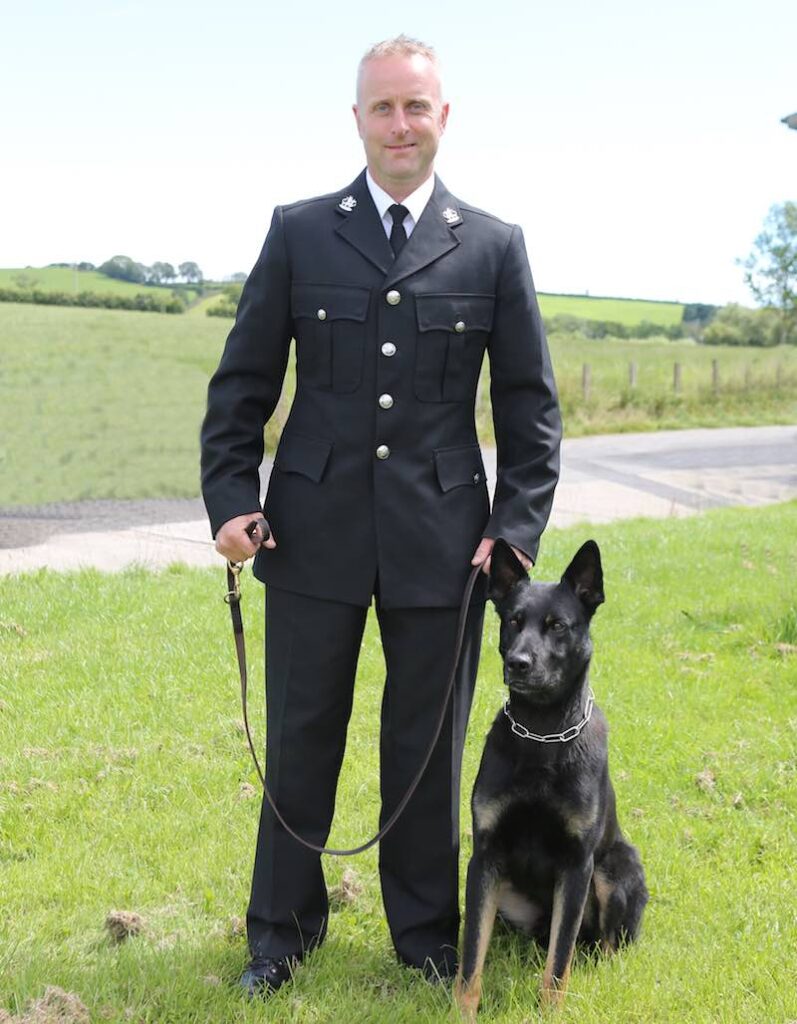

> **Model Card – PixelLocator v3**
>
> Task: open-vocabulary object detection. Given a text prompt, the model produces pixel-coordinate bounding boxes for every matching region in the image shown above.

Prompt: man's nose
[390,108,410,135]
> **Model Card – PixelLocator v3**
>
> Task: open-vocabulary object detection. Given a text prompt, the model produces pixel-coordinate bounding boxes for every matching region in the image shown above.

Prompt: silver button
[386,290,401,306]
[378,393,394,409]
[381,341,397,357]
[317,308,327,321]
[454,320,466,333]
[376,444,390,460]
[473,472,481,484]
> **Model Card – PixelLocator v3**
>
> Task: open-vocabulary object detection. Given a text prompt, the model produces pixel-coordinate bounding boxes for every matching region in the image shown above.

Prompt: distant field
[538,293,684,326]
[2,269,685,326]
[1,302,795,507]
[0,266,192,301]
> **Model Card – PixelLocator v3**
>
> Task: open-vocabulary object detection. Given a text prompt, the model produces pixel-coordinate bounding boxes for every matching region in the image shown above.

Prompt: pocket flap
[416,294,495,333]
[274,432,333,483]
[291,284,370,323]
[434,444,485,493]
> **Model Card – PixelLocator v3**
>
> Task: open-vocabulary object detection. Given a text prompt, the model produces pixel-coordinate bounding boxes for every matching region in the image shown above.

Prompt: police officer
[201,34,561,997]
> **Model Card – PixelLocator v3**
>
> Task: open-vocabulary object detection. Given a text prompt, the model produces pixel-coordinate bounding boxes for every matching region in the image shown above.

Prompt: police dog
[454,539,647,1019]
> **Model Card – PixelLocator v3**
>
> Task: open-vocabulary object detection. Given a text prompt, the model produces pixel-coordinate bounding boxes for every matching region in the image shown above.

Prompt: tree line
[46,256,204,285]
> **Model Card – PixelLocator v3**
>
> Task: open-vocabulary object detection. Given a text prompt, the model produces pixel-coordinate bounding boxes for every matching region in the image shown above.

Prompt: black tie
[388,204,409,257]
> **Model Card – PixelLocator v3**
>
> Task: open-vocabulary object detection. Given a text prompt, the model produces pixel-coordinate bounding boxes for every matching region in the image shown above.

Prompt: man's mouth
[386,143,416,150]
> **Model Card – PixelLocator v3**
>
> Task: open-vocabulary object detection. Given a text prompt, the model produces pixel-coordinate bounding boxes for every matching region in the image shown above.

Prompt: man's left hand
[471,537,533,576]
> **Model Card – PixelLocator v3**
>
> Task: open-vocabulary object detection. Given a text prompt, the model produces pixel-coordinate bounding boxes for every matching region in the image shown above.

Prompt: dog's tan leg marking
[592,868,618,954]
[540,865,592,1009]
[454,881,499,1021]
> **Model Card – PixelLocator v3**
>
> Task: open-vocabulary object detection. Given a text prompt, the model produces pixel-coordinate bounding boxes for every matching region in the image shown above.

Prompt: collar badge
[441,207,460,224]
[339,195,357,212]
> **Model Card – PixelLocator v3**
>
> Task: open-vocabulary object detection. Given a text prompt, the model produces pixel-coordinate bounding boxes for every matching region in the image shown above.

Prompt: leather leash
[225,517,482,857]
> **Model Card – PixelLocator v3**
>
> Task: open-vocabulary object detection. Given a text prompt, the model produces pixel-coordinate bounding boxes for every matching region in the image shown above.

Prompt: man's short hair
[356,35,441,100]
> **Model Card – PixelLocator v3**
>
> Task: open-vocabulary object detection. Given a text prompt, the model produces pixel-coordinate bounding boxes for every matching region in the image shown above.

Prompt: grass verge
[1,505,796,1022]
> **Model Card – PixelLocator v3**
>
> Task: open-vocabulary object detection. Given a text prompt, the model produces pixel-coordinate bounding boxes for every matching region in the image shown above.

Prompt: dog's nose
[506,652,532,674]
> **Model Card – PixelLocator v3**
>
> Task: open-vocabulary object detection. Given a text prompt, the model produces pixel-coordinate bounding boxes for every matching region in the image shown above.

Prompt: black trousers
[246,583,485,971]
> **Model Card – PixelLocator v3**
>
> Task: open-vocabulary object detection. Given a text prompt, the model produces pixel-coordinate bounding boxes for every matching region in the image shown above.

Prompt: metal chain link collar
[503,689,595,743]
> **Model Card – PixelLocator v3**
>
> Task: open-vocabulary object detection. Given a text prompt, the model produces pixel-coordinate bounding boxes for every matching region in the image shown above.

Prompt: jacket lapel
[383,175,462,288]
[334,170,393,275]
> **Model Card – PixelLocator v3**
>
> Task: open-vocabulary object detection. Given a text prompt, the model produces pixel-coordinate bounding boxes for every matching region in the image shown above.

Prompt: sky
[2,0,795,305]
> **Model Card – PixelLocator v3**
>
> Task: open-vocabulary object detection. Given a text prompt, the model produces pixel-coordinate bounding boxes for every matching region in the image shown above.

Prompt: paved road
[1,425,794,574]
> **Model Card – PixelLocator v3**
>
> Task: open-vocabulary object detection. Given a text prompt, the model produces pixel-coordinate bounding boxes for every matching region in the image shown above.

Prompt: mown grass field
[1,302,796,508]
[537,293,683,326]
[1,506,796,1023]
[0,267,190,301]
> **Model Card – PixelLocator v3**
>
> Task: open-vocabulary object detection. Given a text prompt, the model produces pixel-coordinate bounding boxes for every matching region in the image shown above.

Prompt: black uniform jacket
[201,170,561,609]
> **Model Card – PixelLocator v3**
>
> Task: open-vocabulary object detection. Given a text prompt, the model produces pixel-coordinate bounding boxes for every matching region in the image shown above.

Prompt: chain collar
[503,689,595,743]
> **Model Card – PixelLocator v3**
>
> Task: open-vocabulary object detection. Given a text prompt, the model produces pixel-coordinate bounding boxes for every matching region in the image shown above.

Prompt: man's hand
[471,537,533,576]
[215,512,276,563]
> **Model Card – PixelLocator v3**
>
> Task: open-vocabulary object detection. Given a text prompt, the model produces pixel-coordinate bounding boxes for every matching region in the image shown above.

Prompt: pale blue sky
[2,0,795,303]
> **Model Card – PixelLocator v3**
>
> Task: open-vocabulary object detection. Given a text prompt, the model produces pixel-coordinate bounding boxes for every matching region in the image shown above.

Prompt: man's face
[353,53,449,199]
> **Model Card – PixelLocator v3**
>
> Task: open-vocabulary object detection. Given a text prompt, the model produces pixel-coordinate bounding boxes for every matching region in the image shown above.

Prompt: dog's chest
[474,774,598,896]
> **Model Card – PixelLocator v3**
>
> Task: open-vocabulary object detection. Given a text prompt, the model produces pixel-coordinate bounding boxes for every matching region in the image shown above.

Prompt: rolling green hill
[537,292,684,326]
[2,267,682,325]
[0,266,191,301]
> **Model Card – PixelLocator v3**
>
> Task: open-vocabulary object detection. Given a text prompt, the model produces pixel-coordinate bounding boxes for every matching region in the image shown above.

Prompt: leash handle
[226,543,482,857]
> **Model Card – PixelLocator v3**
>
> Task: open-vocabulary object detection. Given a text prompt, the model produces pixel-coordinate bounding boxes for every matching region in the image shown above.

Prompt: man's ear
[488,538,528,602]
[561,540,604,615]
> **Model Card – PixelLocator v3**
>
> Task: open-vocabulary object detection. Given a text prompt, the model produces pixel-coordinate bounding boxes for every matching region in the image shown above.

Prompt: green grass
[0,266,189,300]
[1,505,796,1022]
[1,303,796,508]
[537,293,683,327]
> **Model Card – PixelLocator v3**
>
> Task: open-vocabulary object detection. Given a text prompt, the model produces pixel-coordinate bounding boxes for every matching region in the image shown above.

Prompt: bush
[544,314,684,341]
[701,304,778,347]
[0,287,184,314]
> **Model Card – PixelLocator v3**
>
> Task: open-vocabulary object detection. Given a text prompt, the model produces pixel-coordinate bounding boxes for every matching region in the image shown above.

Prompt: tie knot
[388,204,409,227]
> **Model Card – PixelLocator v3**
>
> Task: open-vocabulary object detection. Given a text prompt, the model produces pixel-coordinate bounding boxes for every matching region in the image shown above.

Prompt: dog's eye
[509,617,521,630]
[545,617,567,633]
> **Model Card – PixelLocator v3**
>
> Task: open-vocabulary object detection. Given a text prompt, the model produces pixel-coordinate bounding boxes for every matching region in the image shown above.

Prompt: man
[200,35,561,997]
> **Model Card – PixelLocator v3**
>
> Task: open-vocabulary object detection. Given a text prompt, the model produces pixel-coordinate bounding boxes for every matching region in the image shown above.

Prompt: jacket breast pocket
[415,293,494,402]
[291,284,371,393]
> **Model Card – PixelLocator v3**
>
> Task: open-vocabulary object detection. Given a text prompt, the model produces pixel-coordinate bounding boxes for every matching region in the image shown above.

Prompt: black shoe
[238,953,299,998]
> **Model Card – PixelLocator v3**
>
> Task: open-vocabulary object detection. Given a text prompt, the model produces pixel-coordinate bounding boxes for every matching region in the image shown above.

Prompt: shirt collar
[365,169,435,226]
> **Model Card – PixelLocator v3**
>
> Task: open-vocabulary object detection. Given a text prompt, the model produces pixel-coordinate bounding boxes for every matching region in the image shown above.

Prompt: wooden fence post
[744,365,752,390]
[629,362,638,388]
[673,362,682,394]
[712,359,719,393]
[582,363,591,401]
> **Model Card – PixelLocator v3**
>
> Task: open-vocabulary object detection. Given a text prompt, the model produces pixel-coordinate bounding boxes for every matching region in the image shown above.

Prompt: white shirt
[365,169,435,240]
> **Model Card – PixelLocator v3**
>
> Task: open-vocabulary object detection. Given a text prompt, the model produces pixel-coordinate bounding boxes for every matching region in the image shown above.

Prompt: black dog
[454,540,648,1019]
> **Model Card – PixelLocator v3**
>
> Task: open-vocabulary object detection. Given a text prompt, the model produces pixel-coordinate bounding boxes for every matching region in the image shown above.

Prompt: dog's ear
[561,540,604,615]
[488,538,528,602]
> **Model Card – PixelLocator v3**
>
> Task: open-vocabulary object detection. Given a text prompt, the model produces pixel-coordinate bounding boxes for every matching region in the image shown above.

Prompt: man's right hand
[214,512,276,563]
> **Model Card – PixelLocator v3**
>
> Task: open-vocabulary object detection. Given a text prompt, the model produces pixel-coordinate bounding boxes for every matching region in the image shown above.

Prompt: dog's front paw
[453,975,481,1021]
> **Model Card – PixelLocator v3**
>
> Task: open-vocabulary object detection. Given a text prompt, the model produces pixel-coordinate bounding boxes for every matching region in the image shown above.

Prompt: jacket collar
[334,169,462,282]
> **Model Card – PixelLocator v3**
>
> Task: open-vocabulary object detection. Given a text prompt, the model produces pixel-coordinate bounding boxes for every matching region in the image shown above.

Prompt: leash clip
[224,560,243,604]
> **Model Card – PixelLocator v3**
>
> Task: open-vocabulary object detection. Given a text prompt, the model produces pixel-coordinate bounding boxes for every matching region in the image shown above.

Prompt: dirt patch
[0,986,90,1024]
[105,910,144,943]
[328,868,364,909]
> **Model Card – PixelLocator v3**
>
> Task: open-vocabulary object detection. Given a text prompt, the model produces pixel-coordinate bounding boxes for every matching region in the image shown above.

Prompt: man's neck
[367,167,434,204]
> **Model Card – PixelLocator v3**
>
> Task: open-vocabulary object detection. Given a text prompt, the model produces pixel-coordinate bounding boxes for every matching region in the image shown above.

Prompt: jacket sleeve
[484,224,562,562]
[200,206,292,538]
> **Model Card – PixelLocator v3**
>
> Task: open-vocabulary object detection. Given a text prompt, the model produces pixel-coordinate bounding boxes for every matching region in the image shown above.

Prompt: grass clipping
[0,986,89,1024]
[105,910,144,944]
